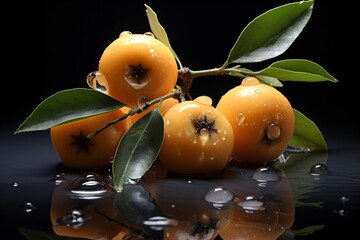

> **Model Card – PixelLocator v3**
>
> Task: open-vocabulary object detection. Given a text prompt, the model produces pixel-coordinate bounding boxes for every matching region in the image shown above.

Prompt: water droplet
[205,186,234,204]
[236,113,245,125]
[143,216,179,230]
[66,172,113,200]
[255,88,262,94]
[187,180,192,184]
[309,163,330,176]
[238,199,265,213]
[143,32,155,37]
[340,196,349,203]
[119,30,132,38]
[12,182,19,187]
[23,202,37,212]
[137,95,151,107]
[266,123,281,140]
[252,166,280,182]
[86,71,108,94]
[199,128,209,136]
[52,173,67,185]
[54,210,91,228]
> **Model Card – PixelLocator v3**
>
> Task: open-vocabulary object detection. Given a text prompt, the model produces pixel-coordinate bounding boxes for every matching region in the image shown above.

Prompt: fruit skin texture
[50,109,128,170]
[158,97,234,175]
[216,77,295,163]
[98,32,178,107]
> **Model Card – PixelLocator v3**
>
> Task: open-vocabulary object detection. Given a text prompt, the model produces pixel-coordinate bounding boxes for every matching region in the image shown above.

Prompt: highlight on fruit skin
[216,76,295,163]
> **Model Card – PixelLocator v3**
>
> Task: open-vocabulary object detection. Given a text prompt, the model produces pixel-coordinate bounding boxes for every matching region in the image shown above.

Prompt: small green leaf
[144,4,181,68]
[15,88,125,134]
[225,0,314,65]
[256,75,284,87]
[291,109,327,150]
[258,59,338,82]
[113,109,164,192]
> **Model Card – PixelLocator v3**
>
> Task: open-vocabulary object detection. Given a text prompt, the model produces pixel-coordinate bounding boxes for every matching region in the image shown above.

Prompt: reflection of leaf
[19,227,88,239]
[225,0,314,64]
[291,109,328,150]
[275,150,328,207]
[258,59,338,83]
[113,109,164,192]
[291,225,325,236]
[114,184,164,240]
[15,88,124,133]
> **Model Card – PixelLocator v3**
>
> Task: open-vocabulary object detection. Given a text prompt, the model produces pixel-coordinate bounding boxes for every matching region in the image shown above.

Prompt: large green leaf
[144,4,181,68]
[226,0,314,65]
[113,109,164,192]
[15,88,125,134]
[258,59,338,82]
[291,109,327,150]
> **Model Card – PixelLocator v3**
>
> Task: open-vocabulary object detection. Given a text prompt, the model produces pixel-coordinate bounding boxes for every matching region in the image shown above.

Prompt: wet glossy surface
[1,125,359,239]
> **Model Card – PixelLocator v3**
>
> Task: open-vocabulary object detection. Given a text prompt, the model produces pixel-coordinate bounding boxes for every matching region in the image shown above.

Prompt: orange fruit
[216,77,295,163]
[98,32,178,107]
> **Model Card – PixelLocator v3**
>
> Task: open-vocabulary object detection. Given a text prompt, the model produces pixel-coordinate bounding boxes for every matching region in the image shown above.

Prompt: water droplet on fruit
[119,30,132,38]
[137,95,151,107]
[236,113,245,125]
[266,123,281,140]
[143,32,155,37]
[86,71,108,94]
[199,128,209,136]
[255,88,262,94]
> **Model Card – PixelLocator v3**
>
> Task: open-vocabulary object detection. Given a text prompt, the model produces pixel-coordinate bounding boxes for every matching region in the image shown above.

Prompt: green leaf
[15,88,125,134]
[144,4,181,68]
[256,75,284,87]
[291,109,327,150]
[113,109,164,192]
[19,227,88,239]
[258,59,338,82]
[225,0,314,65]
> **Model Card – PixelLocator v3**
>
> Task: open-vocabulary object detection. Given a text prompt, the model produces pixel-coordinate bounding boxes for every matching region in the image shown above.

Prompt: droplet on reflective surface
[238,199,265,212]
[143,216,179,230]
[205,186,234,204]
[52,173,67,185]
[12,182,19,187]
[340,196,350,203]
[309,163,330,176]
[66,172,113,200]
[266,123,281,140]
[23,202,37,212]
[86,71,108,93]
[55,210,91,229]
[252,166,280,182]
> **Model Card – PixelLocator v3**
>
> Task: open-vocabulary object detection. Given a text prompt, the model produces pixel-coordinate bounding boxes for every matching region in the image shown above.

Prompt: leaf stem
[87,89,182,140]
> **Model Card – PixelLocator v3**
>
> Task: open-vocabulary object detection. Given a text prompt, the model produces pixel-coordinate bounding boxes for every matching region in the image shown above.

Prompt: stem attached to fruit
[86,89,183,140]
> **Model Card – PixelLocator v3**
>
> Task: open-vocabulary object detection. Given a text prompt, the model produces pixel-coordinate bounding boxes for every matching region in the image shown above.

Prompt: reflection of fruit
[158,97,234,175]
[216,77,295,163]
[98,32,178,107]
[143,173,233,240]
[218,163,295,240]
[50,109,128,170]
[50,173,129,239]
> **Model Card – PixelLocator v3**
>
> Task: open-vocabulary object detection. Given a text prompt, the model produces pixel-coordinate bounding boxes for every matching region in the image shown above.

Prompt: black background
[2,1,360,239]
[2,0,359,136]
